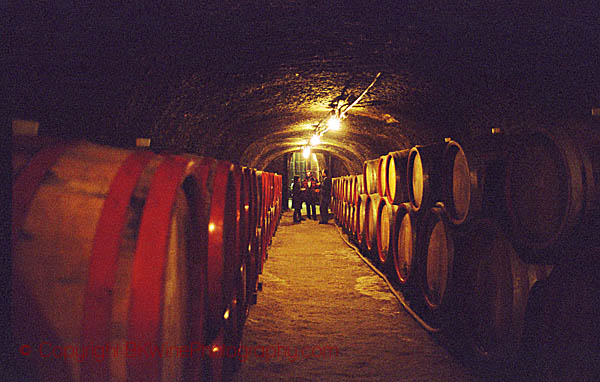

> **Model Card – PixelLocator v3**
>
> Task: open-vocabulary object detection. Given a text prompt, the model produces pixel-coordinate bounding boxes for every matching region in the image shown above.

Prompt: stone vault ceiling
[9,1,600,171]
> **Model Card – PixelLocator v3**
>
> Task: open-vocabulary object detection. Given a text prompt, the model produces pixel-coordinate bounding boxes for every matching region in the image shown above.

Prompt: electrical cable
[335,224,441,334]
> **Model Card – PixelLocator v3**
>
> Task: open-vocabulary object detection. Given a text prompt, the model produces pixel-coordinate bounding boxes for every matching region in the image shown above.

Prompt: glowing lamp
[327,117,340,131]
[310,134,321,146]
[302,146,311,158]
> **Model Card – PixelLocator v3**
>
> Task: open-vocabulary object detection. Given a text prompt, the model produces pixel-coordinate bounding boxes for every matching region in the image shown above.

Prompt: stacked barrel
[331,118,600,373]
[11,135,283,381]
[332,175,362,233]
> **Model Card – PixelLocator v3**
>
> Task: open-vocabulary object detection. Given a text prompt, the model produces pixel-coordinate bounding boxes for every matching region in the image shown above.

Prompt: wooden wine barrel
[453,219,554,366]
[356,194,369,247]
[393,203,419,287]
[363,159,379,195]
[376,155,388,197]
[247,168,260,300]
[523,255,599,381]
[504,124,600,260]
[257,172,269,267]
[348,175,356,205]
[366,194,382,253]
[408,142,445,213]
[440,140,470,225]
[332,199,338,221]
[12,135,66,180]
[349,205,357,237]
[342,175,349,204]
[376,197,399,265]
[12,141,236,381]
[255,171,264,227]
[440,136,509,226]
[238,167,253,320]
[154,153,241,380]
[341,176,348,202]
[385,149,411,204]
[418,203,455,327]
[333,178,339,201]
[344,202,351,231]
[353,174,364,206]
[241,168,251,241]
[220,163,247,376]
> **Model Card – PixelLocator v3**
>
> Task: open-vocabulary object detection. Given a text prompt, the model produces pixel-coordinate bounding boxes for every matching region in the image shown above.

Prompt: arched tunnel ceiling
[143,59,434,171]
[9,2,600,172]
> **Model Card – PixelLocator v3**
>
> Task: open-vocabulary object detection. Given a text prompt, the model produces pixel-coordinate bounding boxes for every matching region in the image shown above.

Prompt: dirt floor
[233,209,485,382]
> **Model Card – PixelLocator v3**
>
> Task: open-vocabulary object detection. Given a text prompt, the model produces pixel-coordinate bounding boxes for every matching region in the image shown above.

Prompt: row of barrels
[11,135,282,382]
[357,122,600,263]
[332,121,600,373]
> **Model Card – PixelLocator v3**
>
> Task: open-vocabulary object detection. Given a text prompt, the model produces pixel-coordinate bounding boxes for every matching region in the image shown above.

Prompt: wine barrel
[366,194,382,253]
[340,176,347,204]
[441,140,470,225]
[239,167,252,254]
[12,135,66,180]
[256,171,268,268]
[349,205,357,237]
[385,149,411,204]
[408,142,445,213]
[356,194,369,247]
[376,197,399,265]
[344,202,351,231]
[332,199,338,221]
[453,219,554,366]
[393,203,419,287]
[363,159,379,195]
[504,124,600,260]
[353,174,364,206]
[238,167,253,320]
[144,152,241,380]
[255,171,264,227]
[524,255,599,381]
[348,175,356,205]
[220,163,247,375]
[247,168,260,300]
[418,203,455,327]
[440,136,509,226]
[377,155,388,197]
[12,141,234,381]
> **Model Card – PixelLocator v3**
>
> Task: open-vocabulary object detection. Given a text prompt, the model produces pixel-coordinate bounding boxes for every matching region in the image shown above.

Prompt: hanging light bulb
[310,133,321,146]
[327,116,340,131]
[302,146,311,159]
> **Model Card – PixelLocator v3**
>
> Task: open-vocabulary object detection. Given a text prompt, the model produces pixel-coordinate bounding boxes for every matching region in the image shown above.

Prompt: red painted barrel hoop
[12,143,71,243]
[80,151,154,380]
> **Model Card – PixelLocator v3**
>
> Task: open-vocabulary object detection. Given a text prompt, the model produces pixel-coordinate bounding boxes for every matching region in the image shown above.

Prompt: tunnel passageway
[234,209,481,382]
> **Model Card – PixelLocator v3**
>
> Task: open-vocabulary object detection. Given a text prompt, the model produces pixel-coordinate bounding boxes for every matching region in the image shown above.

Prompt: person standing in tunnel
[292,175,304,223]
[319,169,332,224]
[303,171,318,220]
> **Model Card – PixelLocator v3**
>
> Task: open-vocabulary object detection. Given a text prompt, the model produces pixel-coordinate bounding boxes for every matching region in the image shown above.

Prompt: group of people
[291,169,332,224]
